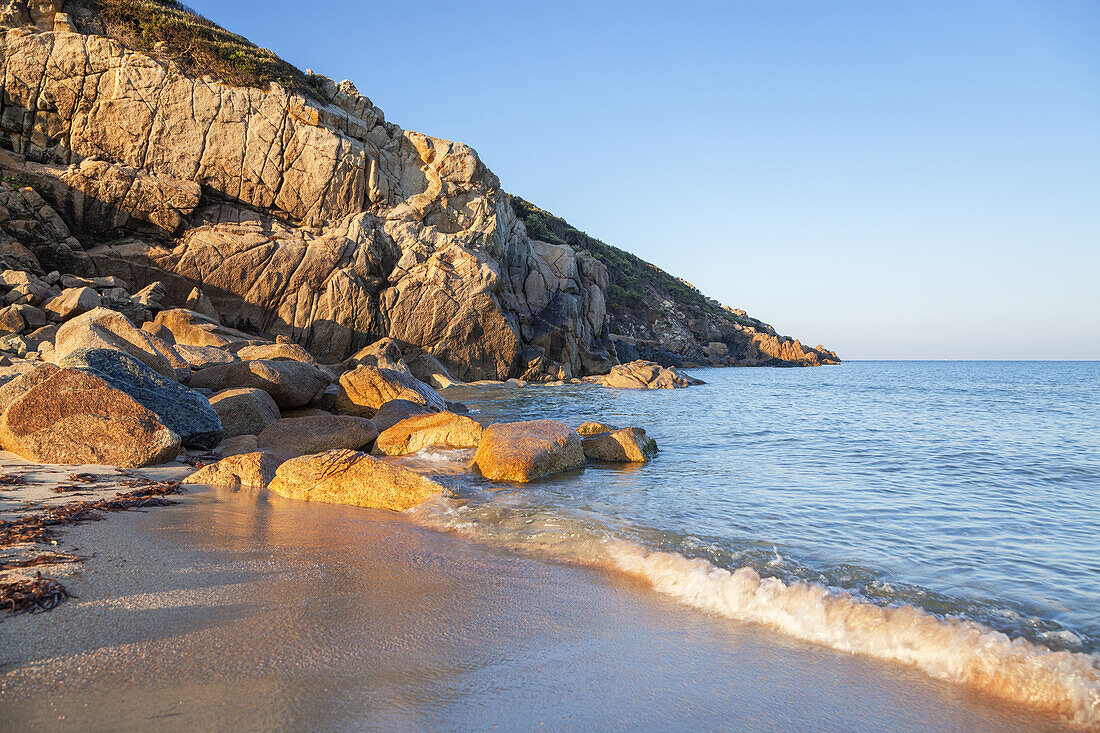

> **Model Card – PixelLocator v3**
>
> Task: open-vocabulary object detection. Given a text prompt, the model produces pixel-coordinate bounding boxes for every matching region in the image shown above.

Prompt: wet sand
[0,486,1074,732]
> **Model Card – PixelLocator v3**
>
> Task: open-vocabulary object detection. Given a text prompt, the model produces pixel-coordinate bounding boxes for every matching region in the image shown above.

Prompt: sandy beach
[0,480,1074,732]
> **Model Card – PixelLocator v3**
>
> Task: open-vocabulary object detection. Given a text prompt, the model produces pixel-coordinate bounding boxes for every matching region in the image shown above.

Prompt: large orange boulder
[372,412,483,456]
[268,449,447,511]
[472,420,585,482]
[0,364,180,467]
[333,365,447,416]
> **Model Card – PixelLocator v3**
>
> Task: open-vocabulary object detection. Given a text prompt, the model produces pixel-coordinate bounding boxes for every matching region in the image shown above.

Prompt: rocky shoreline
[0,284,692,613]
[0,0,821,616]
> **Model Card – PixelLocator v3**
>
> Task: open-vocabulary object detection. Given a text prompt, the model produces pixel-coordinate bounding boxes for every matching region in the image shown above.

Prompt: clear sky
[186,0,1099,359]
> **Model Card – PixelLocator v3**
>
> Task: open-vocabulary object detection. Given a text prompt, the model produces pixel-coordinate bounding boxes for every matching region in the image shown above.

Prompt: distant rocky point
[0,0,837,381]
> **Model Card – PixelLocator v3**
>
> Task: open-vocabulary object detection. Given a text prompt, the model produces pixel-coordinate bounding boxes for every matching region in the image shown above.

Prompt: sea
[406,361,1100,727]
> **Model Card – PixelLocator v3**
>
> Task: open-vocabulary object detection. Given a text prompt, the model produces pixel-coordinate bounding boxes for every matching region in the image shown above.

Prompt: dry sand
[0,475,1075,732]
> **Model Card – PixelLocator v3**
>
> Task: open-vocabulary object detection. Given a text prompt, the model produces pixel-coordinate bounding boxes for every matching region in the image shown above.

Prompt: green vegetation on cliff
[75,0,320,94]
[510,196,766,335]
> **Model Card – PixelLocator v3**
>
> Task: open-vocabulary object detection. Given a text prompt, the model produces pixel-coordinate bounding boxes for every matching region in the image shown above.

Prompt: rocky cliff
[513,198,839,367]
[0,0,835,379]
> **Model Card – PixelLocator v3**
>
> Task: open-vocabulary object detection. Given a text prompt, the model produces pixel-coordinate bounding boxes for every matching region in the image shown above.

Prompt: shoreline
[0,482,1076,732]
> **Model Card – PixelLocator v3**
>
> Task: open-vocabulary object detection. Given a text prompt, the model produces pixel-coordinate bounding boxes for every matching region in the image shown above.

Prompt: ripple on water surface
[423,362,1100,726]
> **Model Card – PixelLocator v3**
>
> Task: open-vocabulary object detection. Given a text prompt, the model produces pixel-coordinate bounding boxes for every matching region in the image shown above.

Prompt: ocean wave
[410,498,1100,728]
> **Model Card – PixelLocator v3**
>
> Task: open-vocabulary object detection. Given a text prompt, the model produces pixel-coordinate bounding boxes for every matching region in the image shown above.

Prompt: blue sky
[187,0,1099,359]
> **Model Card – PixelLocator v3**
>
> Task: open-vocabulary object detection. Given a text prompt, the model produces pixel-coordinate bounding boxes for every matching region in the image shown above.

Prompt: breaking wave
[409,496,1100,728]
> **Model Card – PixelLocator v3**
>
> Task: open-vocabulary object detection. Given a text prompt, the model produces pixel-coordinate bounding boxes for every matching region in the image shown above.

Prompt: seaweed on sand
[0,481,185,548]
[0,572,73,615]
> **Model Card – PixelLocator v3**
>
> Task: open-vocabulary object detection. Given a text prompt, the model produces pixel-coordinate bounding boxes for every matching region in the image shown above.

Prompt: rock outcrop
[587,360,705,389]
[512,198,839,368]
[0,0,833,385]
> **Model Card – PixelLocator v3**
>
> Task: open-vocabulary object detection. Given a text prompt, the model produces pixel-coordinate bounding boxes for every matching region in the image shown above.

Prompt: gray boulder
[57,347,223,449]
[209,387,281,439]
[189,359,330,408]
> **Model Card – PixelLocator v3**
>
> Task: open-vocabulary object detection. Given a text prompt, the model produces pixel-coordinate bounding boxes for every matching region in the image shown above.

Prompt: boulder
[268,449,448,512]
[53,307,178,379]
[257,415,378,456]
[582,427,658,463]
[373,412,484,456]
[334,365,446,417]
[141,320,175,343]
[215,434,261,457]
[208,387,281,439]
[43,286,100,321]
[591,360,705,389]
[57,348,223,449]
[0,334,30,357]
[472,420,585,482]
[369,399,436,433]
[189,359,329,408]
[0,364,180,467]
[4,281,54,307]
[144,332,192,382]
[404,350,459,389]
[236,342,315,364]
[183,451,281,490]
[175,343,238,370]
[132,282,168,310]
[0,304,26,333]
[0,270,35,288]
[343,337,409,374]
[0,359,36,393]
[153,308,254,349]
[577,421,616,436]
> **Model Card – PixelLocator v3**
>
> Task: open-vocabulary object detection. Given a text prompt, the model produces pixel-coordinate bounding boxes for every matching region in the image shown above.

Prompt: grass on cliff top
[511,195,761,330]
[80,0,324,96]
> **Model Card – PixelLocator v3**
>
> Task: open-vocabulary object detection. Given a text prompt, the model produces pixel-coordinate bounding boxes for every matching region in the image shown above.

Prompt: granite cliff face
[0,0,834,379]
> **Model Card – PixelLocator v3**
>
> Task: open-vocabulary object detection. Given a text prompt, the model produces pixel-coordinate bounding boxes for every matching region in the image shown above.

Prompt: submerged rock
[582,427,658,463]
[372,412,483,456]
[268,449,448,511]
[0,364,180,467]
[57,347,223,449]
[473,420,585,482]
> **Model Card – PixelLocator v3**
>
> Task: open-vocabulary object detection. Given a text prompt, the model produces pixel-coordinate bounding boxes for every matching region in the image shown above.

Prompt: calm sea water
[437,362,1100,655]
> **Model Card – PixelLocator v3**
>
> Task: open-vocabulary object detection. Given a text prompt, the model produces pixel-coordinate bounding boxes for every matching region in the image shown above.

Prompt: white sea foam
[410,498,1100,728]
